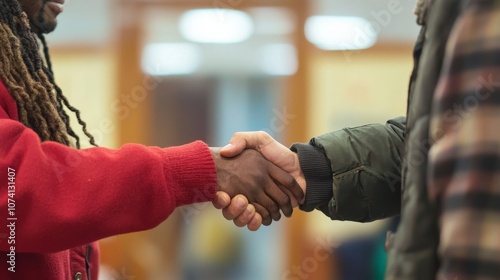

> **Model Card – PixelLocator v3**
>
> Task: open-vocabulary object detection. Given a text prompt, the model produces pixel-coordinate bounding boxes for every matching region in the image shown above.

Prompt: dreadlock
[0,0,96,148]
[414,0,434,26]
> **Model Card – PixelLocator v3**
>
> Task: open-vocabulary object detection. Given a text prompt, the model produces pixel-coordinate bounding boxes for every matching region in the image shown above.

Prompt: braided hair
[414,0,434,26]
[0,0,96,148]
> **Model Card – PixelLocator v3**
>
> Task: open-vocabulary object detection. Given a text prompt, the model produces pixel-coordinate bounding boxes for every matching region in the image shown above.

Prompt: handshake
[209,131,306,231]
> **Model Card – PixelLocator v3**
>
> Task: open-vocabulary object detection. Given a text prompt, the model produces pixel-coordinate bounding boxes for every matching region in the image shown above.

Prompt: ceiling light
[305,16,377,51]
[179,9,253,44]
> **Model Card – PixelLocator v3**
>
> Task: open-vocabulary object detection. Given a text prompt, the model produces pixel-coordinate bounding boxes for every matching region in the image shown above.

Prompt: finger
[253,202,272,226]
[222,195,248,220]
[255,191,282,221]
[266,163,304,217]
[264,180,293,218]
[277,185,299,208]
[247,213,262,231]
[220,143,244,158]
[268,161,305,206]
[233,204,256,227]
[220,131,272,158]
[212,191,231,209]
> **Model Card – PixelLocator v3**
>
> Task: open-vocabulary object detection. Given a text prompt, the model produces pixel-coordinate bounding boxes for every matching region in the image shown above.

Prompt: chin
[28,8,58,34]
[39,21,57,34]
[33,18,57,34]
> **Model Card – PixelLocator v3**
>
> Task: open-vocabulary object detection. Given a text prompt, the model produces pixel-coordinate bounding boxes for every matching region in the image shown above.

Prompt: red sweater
[0,80,217,279]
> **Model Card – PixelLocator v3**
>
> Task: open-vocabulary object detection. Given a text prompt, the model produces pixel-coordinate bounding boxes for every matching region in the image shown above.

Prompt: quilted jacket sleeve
[293,117,405,222]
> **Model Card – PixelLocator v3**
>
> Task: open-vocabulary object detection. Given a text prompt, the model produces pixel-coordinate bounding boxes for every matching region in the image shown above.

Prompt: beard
[32,17,57,34]
[30,2,58,34]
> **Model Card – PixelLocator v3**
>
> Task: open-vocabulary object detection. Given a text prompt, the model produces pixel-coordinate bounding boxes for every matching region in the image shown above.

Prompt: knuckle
[284,176,296,188]
[232,132,241,139]
[269,203,279,214]
[234,220,244,227]
[259,209,270,221]
[259,209,268,219]
[222,208,236,220]
[222,213,232,221]
[234,217,247,227]
[257,130,270,140]
[211,201,220,209]
[268,201,279,213]
[281,195,291,206]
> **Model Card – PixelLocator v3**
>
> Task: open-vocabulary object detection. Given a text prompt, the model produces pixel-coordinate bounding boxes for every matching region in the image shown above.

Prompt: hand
[212,193,263,231]
[217,131,306,229]
[222,131,306,199]
[210,147,304,225]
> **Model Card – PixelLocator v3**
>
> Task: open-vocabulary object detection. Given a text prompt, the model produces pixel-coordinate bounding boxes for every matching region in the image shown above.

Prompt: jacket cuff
[163,141,217,207]
[291,143,334,212]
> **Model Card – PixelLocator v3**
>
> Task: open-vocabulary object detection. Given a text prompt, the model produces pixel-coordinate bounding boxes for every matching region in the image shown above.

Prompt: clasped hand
[210,131,306,231]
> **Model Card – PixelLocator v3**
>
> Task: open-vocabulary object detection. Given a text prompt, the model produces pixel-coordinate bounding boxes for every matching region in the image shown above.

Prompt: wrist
[292,153,307,204]
[209,147,222,191]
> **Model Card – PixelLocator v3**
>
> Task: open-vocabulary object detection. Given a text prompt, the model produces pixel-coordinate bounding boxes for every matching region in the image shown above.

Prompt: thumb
[220,131,272,158]
[220,132,253,158]
[220,142,244,158]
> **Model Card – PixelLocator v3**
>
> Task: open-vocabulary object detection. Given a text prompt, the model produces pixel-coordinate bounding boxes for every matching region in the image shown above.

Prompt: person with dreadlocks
[0,0,305,279]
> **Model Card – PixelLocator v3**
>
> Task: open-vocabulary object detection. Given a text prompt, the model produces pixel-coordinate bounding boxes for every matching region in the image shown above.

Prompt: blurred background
[47,0,420,279]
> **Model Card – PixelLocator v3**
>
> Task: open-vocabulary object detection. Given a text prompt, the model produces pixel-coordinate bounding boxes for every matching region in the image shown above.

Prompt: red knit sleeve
[0,85,217,254]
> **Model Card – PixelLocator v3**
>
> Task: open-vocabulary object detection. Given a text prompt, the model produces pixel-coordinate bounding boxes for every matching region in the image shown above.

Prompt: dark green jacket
[293,1,469,278]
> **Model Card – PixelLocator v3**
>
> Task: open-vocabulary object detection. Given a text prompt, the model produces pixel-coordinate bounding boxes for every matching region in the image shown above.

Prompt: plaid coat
[294,0,500,279]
